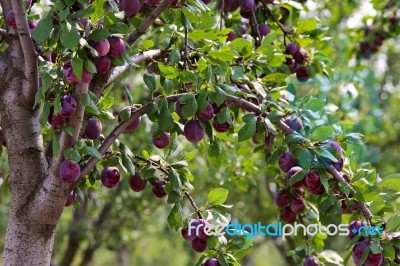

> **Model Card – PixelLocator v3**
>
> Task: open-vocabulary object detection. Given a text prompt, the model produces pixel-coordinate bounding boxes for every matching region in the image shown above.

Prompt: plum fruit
[258,24,270,36]
[84,118,102,140]
[100,167,121,188]
[108,37,126,58]
[304,257,318,266]
[281,207,296,223]
[192,238,208,253]
[92,55,111,74]
[197,102,214,121]
[152,180,167,197]
[89,39,110,57]
[129,171,148,192]
[152,132,171,149]
[212,117,230,133]
[348,220,365,240]
[204,258,220,266]
[285,166,304,188]
[60,95,77,117]
[278,151,296,172]
[65,190,76,207]
[184,120,205,143]
[60,160,80,183]
[274,191,291,208]
[290,197,306,214]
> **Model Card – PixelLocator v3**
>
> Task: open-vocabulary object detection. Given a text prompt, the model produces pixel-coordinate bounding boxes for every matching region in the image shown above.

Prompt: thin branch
[249,12,261,47]
[127,0,176,45]
[184,191,203,219]
[265,5,293,44]
[80,94,184,177]
[106,49,162,87]
[11,0,38,106]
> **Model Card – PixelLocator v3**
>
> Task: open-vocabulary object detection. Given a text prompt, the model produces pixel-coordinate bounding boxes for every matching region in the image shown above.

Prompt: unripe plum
[101,167,121,188]
[60,160,80,183]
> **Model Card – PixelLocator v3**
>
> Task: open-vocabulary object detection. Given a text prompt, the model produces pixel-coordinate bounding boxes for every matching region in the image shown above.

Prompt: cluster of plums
[175,99,230,143]
[349,220,384,266]
[284,42,311,82]
[48,95,77,128]
[181,219,210,253]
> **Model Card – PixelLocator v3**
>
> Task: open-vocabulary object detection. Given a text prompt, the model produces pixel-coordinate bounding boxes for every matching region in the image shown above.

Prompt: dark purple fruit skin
[129,171,148,192]
[304,170,321,192]
[188,219,209,240]
[352,239,371,265]
[100,167,121,188]
[348,220,365,240]
[325,140,344,171]
[65,190,76,207]
[181,227,197,241]
[197,103,214,121]
[281,207,296,223]
[212,117,230,133]
[226,31,236,42]
[294,48,309,64]
[92,55,111,74]
[0,127,6,146]
[152,180,167,197]
[204,258,220,266]
[60,95,77,117]
[278,151,296,172]
[290,197,306,213]
[239,0,255,13]
[283,117,303,132]
[175,100,185,118]
[63,61,78,83]
[120,0,140,17]
[223,0,239,12]
[59,160,81,183]
[48,107,66,128]
[309,183,325,196]
[296,66,309,82]
[258,24,270,36]
[108,37,126,58]
[285,166,304,188]
[6,11,16,29]
[286,42,299,57]
[152,132,171,149]
[184,120,205,143]
[89,39,110,57]
[304,257,318,266]
[285,58,297,73]
[192,238,208,253]
[364,253,384,266]
[274,191,291,208]
[84,118,102,140]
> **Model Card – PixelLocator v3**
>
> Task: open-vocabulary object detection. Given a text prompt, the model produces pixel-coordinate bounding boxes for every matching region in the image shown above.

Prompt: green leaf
[382,243,395,259]
[298,149,314,168]
[346,133,366,145]
[168,49,181,64]
[60,22,81,49]
[142,40,154,49]
[288,170,306,185]
[82,146,103,160]
[168,169,182,193]
[158,99,174,132]
[379,173,400,192]
[207,188,229,205]
[386,214,400,232]
[72,55,83,80]
[208,51,235,62]
[39,102,51,124]
[317,147,338,162]
[310,125,334,141]
[143,73,157,92]
[297,19,317,33]
[32,16,53,43]
[52,132,60,158]
[370,240,381,254]
[88,29,110,41]
[167,203,183,230]
[121,152,135,175]
[238,115,257,142]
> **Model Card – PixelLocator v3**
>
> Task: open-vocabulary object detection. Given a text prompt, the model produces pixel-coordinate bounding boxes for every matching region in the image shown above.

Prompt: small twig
[265,5,293,44]
[183,23,189,70]
[249,12,261,47]
[127,0,176,45]
[184,191,203,219]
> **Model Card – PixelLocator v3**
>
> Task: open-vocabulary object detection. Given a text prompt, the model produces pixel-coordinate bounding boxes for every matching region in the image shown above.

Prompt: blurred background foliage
[1,0,400,265]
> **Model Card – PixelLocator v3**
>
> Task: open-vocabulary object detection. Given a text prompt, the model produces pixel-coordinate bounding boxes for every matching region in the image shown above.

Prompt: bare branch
[127,0,175,45]
[11,0,38,106]
[106,49,162,87]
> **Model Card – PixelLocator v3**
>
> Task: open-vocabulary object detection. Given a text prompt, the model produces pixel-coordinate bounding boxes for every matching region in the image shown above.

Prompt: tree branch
[11,0,38,106]
[106,49,162,87]
[127,0,175,45]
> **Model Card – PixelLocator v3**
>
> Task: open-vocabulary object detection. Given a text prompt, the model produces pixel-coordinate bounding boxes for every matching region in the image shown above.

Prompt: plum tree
[0,0,399,265]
